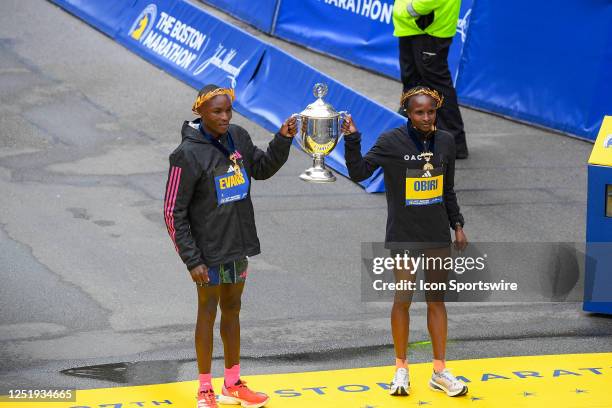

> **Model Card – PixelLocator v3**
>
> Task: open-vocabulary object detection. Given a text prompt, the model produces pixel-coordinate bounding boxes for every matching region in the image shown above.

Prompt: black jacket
[344,125,464,245]
[164,119,292,270]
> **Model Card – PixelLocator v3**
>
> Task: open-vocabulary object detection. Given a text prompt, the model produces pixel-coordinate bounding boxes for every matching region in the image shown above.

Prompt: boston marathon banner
[274,0,473,81]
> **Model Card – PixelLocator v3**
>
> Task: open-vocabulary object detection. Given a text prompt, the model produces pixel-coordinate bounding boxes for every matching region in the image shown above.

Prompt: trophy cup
[293,83,348,183]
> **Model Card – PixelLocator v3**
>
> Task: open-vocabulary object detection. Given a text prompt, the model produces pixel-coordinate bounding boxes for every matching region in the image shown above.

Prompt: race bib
[214,162,250,205]
[405,168,443,206]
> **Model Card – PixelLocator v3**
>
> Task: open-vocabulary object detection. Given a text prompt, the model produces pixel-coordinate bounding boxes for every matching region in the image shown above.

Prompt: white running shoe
[389,367,410,396]
[429,369,468,397]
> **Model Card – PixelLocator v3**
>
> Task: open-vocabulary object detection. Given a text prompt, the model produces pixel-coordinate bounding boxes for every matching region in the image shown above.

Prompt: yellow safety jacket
[393,0,461,38]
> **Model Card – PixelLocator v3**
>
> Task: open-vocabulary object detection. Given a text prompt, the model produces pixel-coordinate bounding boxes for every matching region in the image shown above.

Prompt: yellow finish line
[1,353,611,407]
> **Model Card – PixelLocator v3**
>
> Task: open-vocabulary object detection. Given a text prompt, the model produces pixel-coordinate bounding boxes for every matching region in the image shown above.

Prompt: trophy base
[299,166,336,183]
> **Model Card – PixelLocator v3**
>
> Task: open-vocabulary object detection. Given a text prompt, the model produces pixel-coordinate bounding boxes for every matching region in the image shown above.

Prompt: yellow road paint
[1,353,611,407]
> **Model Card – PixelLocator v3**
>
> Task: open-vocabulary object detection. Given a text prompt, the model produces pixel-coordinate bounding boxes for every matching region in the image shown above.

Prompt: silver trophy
[293,83,348,183]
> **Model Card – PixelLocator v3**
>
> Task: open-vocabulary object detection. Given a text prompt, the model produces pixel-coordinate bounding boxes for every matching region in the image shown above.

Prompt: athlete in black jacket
[163,84,296,408]
[343,86,469,398]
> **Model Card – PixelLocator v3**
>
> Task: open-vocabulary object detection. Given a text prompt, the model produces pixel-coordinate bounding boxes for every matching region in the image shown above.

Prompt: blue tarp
[456,0,612,141]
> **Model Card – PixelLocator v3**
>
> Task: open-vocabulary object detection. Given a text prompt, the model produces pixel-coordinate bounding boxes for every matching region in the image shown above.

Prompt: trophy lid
[299,83,339,119]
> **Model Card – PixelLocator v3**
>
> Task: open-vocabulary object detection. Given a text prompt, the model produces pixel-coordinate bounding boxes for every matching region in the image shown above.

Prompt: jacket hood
[181,118,211,144]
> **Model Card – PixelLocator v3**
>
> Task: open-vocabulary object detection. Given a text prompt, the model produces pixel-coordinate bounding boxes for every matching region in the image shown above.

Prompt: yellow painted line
[1,353,611,407]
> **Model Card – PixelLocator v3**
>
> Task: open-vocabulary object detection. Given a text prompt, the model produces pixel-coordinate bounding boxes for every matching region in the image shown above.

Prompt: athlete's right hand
[190,264,209,285]
[342,114,358,134]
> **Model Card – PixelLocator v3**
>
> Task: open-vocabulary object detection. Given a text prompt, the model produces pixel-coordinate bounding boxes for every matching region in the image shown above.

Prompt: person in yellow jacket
[393,0,469,159]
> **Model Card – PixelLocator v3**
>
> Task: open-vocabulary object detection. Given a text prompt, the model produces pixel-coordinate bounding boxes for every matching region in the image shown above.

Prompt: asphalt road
[0,0,610,393]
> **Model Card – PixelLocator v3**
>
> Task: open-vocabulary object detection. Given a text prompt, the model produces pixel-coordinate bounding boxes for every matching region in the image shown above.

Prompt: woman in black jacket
[163,84,296,408]
[342,86,468,398]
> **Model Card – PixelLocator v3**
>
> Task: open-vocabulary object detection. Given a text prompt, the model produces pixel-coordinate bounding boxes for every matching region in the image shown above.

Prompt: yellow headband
[192,88,235,114]
[400,88,444,110]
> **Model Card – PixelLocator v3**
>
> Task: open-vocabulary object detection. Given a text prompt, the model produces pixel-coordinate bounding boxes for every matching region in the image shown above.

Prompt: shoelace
[230,380,267,399]
[438,370,463,387]
[197,390,216,407]
[394,368,408,383]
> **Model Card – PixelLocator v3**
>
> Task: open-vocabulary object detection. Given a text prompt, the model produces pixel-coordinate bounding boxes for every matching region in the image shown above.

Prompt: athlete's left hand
[280,116,297,138]
[454,227,468,251]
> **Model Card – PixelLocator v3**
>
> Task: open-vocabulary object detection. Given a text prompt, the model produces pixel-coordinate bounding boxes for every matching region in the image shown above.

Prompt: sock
[224,364,240,387]
[433,359,446,373]
[395,358,408,369]
[198,373,213,393]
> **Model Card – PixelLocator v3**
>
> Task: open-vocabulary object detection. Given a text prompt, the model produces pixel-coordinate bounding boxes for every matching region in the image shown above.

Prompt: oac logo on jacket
[129,4,157,41]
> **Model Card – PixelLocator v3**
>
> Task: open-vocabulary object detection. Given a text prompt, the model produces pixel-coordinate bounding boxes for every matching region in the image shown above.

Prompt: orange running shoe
[197,389,218,408]
[218,380,269,407]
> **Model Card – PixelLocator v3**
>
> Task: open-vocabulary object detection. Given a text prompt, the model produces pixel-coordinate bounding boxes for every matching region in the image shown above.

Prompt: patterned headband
[192,88,235,114]
[400,88,444,109]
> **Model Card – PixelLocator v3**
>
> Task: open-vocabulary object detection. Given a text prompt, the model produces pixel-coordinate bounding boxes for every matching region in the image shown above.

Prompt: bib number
[405,168,443,206]
[214,163,250,205]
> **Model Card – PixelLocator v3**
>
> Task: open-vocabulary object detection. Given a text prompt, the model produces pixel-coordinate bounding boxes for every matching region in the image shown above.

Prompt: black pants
[399,35,468,155]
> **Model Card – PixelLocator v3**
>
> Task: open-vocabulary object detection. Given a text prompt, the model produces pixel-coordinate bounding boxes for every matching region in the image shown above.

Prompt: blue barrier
[275,0,397,78]
[198,0,279,33]
[49,0,406,192]
[456,0,612,141]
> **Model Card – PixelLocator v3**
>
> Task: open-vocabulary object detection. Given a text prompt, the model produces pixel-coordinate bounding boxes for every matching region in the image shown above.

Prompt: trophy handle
[338,111,349,142]
[291,113,307,152]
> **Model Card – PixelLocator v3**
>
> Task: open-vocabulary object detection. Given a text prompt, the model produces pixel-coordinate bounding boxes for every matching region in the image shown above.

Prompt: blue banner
[274,0,473,82]
[456,0,612,141]
[198,0,279,33]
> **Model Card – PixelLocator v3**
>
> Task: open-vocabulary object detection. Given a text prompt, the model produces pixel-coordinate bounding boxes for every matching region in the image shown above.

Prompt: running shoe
[429,369,468,396]
[197,389,218,408]
[389,367,410,396]
[219,379,269,407]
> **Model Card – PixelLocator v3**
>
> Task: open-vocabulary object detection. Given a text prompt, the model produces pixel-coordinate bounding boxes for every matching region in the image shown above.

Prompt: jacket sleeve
[344,132,383,182]
[164,149,205,271]
[395,0,439,18]
[245,131,293,180]
[411,0,440,16]
[443,142,465,229]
